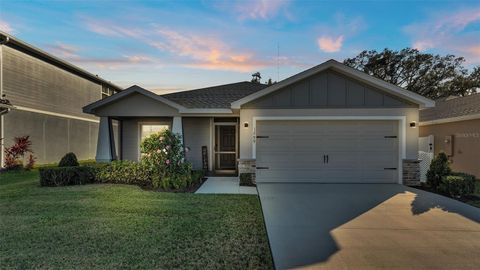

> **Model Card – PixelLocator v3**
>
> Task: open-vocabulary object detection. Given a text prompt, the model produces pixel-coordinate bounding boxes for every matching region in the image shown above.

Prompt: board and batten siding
[2,46,101,120]
[243,70,417,109]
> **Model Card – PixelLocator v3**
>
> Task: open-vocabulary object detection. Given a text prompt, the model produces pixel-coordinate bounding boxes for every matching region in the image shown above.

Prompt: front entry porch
[95,115,240,175]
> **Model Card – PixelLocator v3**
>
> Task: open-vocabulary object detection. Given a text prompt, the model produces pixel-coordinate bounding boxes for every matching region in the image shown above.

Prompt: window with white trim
[140,124,169,141]
[101,85,115,99]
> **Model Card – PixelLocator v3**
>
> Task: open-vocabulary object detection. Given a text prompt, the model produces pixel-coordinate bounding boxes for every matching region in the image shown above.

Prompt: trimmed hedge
[39,166,97,186]
[39,160,206,192]
[96,161,155,186]
[450,172,476,194]
[439,172,476,198]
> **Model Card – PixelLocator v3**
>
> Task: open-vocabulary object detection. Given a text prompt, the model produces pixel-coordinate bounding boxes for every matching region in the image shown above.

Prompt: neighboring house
[0,32,121,166]
[84,60,434,184]
[419,94,480,178]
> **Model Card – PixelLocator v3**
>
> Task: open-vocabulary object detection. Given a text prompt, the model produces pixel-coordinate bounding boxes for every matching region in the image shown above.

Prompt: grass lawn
[0,170,273,269]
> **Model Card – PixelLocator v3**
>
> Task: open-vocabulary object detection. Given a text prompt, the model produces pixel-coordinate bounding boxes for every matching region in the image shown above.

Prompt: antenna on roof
[277,42,279,82]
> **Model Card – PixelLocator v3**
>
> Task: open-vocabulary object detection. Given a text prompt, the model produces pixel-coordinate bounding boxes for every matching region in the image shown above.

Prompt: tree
[266,78,274,85]
[251,72,262,83]
[344,48,480,99]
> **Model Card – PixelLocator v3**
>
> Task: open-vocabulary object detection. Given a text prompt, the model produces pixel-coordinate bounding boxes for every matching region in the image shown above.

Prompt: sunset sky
[1,0,479,93]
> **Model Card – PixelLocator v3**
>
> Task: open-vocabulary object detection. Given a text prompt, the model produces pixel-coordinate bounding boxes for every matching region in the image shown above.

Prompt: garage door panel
[256,120,399,183]
[257,139,326,152]
[256,152,326,167]
[257,170,397,183]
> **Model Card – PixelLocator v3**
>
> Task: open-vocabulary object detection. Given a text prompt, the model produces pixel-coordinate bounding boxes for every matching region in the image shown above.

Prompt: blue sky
[1,0,479,93]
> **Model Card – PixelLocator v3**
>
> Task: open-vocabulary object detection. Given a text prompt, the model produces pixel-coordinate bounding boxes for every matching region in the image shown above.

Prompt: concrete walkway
[257,183,480,270]
[195,177,257,195]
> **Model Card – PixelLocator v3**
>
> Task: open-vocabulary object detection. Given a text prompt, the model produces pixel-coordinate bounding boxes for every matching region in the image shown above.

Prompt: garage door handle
[384,168,397,170]
[256,136,269,138]
[384,136,397,138]
[256,167,269,170]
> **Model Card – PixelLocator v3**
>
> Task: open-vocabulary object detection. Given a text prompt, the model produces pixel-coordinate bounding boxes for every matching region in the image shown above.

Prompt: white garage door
[255,120,399,183]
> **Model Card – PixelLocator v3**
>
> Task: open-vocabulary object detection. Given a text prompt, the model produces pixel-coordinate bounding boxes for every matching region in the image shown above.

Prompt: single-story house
[83,60,434,184]
[419,94,480,178]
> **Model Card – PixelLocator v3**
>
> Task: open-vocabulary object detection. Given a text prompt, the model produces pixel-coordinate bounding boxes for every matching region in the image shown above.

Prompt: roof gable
[83,85,185,115]
[232,60,434,109]
[243,69,417,109]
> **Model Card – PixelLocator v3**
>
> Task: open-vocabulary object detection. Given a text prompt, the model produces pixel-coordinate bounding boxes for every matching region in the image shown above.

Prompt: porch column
[96,117,116,162]
[172,116,183,138]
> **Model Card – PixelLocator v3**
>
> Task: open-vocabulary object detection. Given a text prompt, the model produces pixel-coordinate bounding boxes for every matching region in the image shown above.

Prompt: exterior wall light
[409,121,416,128]
[244,122,249,128]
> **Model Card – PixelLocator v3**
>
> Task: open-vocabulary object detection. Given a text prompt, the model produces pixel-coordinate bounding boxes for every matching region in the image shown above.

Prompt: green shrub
[239,173,256,186]
[192,170,205,184]
[426,152,451,190]
[140,129,192,178]
[439,175,469,198]
[58,152,79,167]
[39,166,97,186]
[95,161,154,186]
[449,172,476,195]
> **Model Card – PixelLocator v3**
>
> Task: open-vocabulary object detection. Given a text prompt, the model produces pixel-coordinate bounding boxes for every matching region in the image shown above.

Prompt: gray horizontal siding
[2,46,100,120]
[243,70,417,109]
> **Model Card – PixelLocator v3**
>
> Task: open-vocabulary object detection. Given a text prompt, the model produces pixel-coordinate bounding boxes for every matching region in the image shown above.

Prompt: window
[140,124,169,141]
[101,85,114,99]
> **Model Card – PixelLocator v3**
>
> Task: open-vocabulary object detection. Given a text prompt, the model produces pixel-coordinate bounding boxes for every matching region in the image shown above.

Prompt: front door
[214,124,237,173]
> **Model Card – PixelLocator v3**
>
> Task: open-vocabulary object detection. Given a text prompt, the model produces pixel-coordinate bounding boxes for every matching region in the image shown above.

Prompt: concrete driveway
[257,183,480,270]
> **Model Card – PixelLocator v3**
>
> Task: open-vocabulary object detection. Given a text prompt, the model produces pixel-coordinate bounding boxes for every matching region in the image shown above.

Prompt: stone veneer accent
[238,159,256,183]
[403,159,421,186]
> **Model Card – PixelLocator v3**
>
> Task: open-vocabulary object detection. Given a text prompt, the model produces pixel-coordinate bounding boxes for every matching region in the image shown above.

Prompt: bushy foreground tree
[344,48,480,99]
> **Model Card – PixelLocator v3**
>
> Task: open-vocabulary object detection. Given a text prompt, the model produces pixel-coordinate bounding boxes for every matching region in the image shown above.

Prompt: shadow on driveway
[257,183,480,270]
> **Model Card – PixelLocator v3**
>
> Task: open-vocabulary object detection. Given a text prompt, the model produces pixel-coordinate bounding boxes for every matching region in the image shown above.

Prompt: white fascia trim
[14,106,99,123]
[252,115,407,184]
[231,60,435,109]
[419,113,480,126]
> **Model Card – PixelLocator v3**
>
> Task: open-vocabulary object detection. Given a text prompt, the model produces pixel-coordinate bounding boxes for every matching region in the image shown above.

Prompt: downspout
[0,34,10,168]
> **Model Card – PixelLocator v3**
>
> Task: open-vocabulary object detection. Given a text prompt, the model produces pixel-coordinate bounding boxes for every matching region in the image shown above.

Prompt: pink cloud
[45,43,80,59]
[234,0,290,20]
[315,14,366,54]
[404,8,480,63]
[317,35,344,53]
[44,41,157,69]
[83,17,145,38]
[0,19,14,33]
[149,27,268,72]
[82,17,304,72]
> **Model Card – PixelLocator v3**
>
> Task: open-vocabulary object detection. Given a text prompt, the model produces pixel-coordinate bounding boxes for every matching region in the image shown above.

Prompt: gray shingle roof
[161,81,268,109]
[420,93,480,122]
